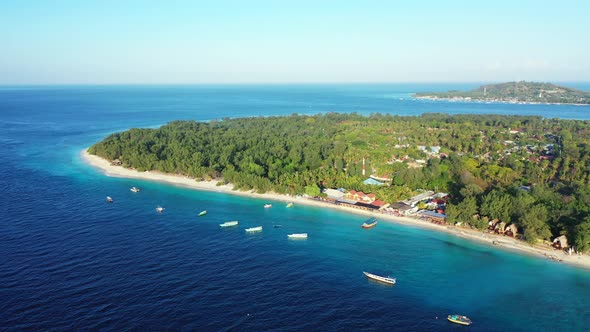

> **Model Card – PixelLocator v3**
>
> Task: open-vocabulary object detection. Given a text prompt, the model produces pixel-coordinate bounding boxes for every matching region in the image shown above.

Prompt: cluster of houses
[321,188,387,211]
[487,219,518,237]
[320,187,449,224]
[498,140,556,163]
[418,145,442,155]
[488,220,575,253]
[490,129,560,163]
[387,128,560,170]
[317,174,575,253]
[395,191,448,223]
[388,145,447,166]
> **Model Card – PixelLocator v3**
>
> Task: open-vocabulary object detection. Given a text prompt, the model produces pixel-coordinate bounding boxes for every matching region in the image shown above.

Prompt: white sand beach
[82,149,590,270]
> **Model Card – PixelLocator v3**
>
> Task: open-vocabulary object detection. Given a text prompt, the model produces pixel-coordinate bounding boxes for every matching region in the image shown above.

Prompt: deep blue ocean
[1,84,590,331]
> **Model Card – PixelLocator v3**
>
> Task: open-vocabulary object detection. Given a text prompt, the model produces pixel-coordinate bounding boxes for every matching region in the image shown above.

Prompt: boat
[447,314,472,326]
[273,224,282,228]
[363,271,396,285]
[130,187,140,193]
[287,233,308,239]
[220,221,239,227]
[245,226,263,232]
[264,204,272,208]
[361,217,378,229]
[106,196,113,203]
[156,206,165,213]
[286,202,294,208]
[198,210,207,217]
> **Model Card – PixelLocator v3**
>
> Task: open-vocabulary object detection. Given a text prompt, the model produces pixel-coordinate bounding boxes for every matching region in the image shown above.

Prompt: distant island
[414,81,590,105]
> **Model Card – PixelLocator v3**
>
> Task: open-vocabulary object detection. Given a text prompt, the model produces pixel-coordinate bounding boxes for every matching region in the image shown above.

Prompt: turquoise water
[1,84,590,331]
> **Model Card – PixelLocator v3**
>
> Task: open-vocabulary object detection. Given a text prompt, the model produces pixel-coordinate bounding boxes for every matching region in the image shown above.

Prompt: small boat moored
[156,206,165,213]
[264,204,272,208]
[363,271,396,285]
[447,314,472,326]
[198,210,207,217]
[245,226,263,232]
[106,196,113,203]
[287,233,308,239]
[220,221,239,227]
[130,187,140,193]
[286,202,294,208]
[361,217,378,229]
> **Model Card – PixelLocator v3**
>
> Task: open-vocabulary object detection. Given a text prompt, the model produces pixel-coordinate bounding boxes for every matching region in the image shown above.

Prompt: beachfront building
[402,191,435,207]
[371,200,386,208]
[553,235,569,249]
[495,222,507,234]
[323,188,345,200]
[321,188,388,212]
[344,190,376,204]
[488,219,500,231]
[505,224,518,237]
[345,190,360,201]
[417,210,446,224]
[387,202,416,216]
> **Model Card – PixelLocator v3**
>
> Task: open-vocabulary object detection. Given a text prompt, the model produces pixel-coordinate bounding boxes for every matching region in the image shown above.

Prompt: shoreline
[81,149,590,270]
[413,95,590,107]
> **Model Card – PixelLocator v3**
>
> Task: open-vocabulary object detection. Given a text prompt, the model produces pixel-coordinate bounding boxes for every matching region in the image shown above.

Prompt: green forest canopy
[89,113,590,251]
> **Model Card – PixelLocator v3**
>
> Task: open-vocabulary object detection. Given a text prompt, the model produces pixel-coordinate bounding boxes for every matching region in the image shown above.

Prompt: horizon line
[2,80,590,87]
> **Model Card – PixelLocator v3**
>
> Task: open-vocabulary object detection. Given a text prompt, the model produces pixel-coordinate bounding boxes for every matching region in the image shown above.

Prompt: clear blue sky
[1,0,589,84]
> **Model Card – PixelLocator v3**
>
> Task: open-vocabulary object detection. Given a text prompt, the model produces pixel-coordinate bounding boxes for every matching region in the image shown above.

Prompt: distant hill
[414,81,590,105]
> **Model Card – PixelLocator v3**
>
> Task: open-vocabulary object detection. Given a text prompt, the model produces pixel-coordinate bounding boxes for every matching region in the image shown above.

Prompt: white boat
[447,314,473,326]
[156,206,165,213]
[130,187,140,193]
[287,233,308,239]
[264,204,272,208]
[245,226,263,232]
[106,196,113,203]
[286,202,294,208]
[220,221,239,227]
[363,271,396,285]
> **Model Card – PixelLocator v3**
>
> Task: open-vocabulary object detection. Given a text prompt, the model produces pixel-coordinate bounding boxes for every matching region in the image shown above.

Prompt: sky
[1,0,589,84]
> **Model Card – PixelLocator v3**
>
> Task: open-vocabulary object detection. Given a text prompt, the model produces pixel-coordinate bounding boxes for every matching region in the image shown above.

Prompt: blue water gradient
[1,84,590,331]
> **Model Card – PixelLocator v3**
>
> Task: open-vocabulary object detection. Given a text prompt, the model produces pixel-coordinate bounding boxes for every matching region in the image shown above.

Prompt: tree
[510,191,536,221]
[304,184,321,197]
[459,183,484,199]
[573,217,590,252]
[480,190,512,223]
[446,197,478,225]
[519,204,551,244]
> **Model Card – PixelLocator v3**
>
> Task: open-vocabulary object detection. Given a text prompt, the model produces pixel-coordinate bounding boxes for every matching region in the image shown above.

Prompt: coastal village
[302,124,577,261]
[310,182,575,260]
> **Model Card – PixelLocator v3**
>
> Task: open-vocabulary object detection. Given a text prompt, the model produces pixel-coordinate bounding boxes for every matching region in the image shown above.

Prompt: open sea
[1,83,590,331]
